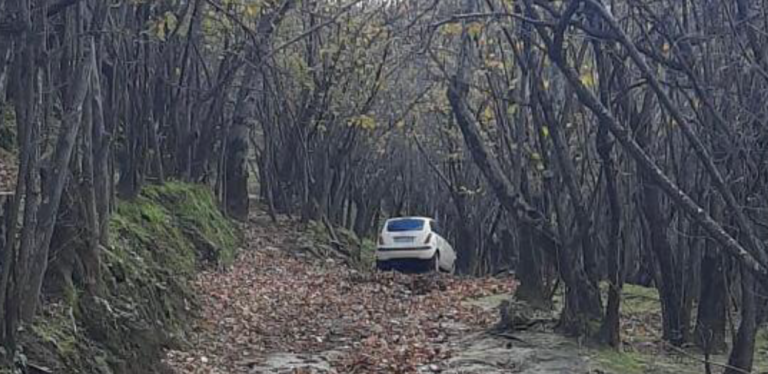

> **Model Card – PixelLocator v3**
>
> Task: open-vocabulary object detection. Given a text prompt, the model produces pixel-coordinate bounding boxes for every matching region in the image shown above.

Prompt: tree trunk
[225,119,250,221]
[514,221,549,308]
[448,27,600,333]
[694,249,727,352]
[78,88,101,294]
[20,36,94,321]
[639,168,684,345]
[528,0,768,291]
[597,124,623,347]
[90,42,111,246]
[725,270,757,374]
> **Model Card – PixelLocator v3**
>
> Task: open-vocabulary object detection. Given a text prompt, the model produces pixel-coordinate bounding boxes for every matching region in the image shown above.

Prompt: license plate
[394,236,414,243]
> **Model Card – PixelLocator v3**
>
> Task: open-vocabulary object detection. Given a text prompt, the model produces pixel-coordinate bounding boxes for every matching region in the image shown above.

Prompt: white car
[376,217,456,273]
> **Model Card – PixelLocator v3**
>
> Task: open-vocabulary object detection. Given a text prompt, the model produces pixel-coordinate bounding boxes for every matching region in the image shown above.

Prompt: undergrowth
[16,182,240,374]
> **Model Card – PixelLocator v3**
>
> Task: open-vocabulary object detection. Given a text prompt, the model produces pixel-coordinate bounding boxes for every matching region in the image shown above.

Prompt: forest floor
[164,208,768,374]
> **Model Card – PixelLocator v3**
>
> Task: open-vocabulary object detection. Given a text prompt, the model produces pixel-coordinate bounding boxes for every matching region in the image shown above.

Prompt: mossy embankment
[299,219,376,271]
[13,182,239,374]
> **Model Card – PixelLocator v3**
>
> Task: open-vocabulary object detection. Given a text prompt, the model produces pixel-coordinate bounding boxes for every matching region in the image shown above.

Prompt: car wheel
[432,252,441,273]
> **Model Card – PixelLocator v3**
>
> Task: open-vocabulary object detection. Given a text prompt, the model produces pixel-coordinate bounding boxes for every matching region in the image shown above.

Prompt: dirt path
[164,211,766,374]
[165,212,523,373]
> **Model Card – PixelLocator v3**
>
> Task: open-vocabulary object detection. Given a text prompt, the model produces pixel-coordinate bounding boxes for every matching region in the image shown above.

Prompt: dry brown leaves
[165,215,515,374]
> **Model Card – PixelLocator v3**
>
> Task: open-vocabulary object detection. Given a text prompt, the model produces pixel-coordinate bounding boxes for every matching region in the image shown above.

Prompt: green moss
[110,195,196,277]
[17,182,241,374]
[61,283,81,312]
[755,328,768,370]
[23,304,100,373]
[29,309,76,359]
[592,348,649,374]
[101,182,239,338]
[358,238,377,269]
[620,284,661,315]
[303,220,376,270]
[141,182,239,265]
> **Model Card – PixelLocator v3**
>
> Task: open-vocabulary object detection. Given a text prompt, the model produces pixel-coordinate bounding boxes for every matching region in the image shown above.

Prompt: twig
[431,12,556,29]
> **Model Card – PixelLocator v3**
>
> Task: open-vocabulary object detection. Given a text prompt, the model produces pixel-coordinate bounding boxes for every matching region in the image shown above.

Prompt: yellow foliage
[164,12,178,32]
[467,23,483,38]
[541,126,550,138]
[507,105,518,117]
[154,21,166,40]
[486,60,505,70]
[245,3,261,17]
[149,11,178,41]
[580,71,595,88]
[441,23,463,36]
[482,106,495,124]
[348,115,377,131]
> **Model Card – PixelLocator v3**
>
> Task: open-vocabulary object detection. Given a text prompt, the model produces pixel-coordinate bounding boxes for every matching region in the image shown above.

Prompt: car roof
[385,216,433,222]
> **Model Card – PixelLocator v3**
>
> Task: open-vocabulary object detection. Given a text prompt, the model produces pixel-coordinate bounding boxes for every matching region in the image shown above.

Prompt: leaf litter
[165,213,515,373]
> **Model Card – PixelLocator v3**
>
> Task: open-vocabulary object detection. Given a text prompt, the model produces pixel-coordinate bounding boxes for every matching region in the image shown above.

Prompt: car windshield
[386,218,425,232]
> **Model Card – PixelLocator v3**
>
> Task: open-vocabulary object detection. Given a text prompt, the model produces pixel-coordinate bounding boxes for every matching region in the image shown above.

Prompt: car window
[430,221,442,235]
[386,218,425,232]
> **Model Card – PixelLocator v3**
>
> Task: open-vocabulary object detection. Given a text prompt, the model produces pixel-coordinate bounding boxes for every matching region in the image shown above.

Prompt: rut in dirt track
[165,211,515,373]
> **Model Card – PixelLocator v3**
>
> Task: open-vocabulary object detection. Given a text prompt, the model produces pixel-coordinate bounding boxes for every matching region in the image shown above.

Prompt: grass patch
[590,345,706,374]
[620,284,661,315]
[755,328,768,369]
[592,348,649,374]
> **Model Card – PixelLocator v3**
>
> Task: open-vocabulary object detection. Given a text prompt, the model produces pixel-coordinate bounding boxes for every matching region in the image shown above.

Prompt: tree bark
[694,248,727,352]
[448,7,600,333]
[725,270,757,374]
[597,124,622,347]
[20,36,94,321]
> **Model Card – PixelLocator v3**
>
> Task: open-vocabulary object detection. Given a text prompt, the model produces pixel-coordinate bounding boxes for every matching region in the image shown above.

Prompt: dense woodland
[1,0,768,372]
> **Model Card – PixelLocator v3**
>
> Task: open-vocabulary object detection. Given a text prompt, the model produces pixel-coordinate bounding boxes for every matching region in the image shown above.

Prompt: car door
[442,239,456,267]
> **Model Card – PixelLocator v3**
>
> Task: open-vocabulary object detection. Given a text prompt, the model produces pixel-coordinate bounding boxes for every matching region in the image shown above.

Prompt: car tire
[432,252,441,273]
